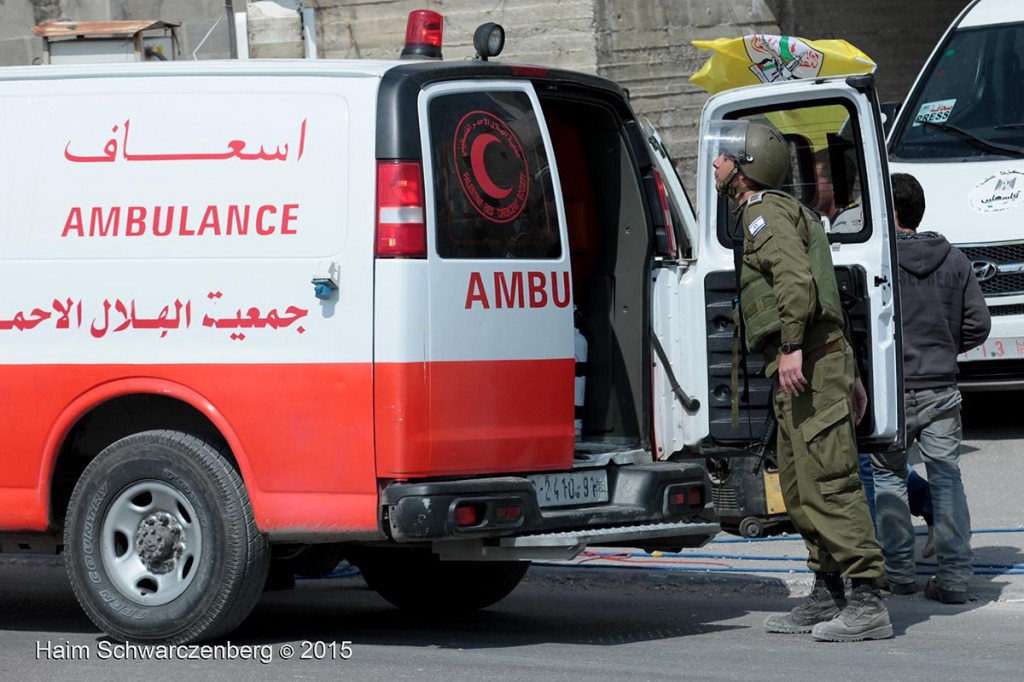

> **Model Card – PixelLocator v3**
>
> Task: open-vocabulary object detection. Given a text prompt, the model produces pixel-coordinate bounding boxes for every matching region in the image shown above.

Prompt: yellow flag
[690,35,877,151]
[689,35,876,95]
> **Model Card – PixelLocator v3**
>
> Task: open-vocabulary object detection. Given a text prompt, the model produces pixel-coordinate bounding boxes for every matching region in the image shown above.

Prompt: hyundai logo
[972,260,999,282]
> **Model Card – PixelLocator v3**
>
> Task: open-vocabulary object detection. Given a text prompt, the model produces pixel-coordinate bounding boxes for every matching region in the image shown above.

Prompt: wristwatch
[780,342,802,355]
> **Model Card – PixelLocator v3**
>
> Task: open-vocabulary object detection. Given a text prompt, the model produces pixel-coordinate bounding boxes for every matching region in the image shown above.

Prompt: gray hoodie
[897,231,991,389]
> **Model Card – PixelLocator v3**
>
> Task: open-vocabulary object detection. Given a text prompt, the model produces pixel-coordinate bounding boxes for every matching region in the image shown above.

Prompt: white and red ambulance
[0,12,902,644]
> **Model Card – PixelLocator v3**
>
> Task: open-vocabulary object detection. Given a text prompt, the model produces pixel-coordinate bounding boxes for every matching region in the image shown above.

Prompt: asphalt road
[0,391,1021,681]
[1,558,1022,682]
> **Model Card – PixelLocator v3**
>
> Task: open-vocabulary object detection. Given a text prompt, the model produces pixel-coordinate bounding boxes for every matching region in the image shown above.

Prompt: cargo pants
[771,337,886,579]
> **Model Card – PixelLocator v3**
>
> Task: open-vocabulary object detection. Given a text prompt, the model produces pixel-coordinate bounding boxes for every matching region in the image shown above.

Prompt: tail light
[454,503,484,528]
[451,499,523,531]
[401,9,444,59]
[376,161,427,258]
[650,168,678,257]
[665,483,705,515]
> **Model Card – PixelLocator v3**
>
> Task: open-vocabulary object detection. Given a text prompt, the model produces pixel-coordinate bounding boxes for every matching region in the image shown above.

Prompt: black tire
[739,516,765,538]
[350,548,529,612]
[63,430,269,644]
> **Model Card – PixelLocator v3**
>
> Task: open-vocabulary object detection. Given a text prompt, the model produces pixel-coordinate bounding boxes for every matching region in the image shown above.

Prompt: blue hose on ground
[711,527,1024,543]
[561,526,1024,575]
[563,550,1024,575]
[298,527,1024,579]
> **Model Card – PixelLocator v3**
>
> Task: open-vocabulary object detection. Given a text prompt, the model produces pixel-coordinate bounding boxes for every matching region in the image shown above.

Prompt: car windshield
[890,21,1024,161]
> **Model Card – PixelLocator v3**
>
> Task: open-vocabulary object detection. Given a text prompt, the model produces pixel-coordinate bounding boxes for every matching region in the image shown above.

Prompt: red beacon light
[401,9,444,59]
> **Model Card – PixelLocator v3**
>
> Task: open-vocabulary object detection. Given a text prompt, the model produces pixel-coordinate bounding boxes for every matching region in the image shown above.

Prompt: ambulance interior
[539,94,657,451]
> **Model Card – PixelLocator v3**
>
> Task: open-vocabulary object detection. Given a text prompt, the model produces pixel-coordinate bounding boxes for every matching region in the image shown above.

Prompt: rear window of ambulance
[427,91,561,259]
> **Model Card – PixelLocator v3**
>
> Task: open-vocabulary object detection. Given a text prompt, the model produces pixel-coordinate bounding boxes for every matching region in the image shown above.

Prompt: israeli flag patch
[748,215,767,237]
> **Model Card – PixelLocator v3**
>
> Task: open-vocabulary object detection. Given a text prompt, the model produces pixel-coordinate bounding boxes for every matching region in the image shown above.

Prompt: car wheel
[63,430,269,644]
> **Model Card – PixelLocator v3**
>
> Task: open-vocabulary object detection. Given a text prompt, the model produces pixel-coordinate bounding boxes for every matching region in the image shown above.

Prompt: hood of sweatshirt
[897,230,952,278]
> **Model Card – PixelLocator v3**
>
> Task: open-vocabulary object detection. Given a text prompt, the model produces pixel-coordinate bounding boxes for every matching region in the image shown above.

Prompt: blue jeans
[870,386,972,590]
[857,454,933,528]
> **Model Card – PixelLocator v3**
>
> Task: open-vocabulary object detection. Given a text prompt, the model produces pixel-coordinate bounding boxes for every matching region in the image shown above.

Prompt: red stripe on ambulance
[375,358,575,477]
[0,357,573,531]
[0,362,376,532]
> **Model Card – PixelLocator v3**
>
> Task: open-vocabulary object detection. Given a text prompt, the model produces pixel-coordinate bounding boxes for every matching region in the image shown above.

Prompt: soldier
[708,120,892,641]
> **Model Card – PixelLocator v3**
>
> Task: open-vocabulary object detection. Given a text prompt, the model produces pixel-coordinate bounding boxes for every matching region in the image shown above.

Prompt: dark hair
[891,172,925,230]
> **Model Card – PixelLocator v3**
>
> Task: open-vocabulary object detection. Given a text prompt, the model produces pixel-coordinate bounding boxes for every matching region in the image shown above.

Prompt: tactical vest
[739,190,845,353]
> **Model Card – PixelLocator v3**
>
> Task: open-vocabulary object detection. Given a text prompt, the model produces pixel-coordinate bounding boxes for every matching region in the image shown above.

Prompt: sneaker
[765,572,846,634]
[922,525,935,559]
[811,582,894,642]
[924,576,968,604]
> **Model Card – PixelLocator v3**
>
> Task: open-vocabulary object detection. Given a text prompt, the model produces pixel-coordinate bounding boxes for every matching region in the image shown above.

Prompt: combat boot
[811,579,894,642]
[764,572,846,634]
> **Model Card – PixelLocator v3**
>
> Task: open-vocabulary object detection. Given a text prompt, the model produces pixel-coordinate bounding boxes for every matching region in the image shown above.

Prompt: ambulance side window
[428,91,562,259]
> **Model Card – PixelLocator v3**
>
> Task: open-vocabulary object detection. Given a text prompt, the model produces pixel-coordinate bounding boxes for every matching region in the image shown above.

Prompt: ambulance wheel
[350,548,529,612]
[63,430,269,644]
[739,516,765,538]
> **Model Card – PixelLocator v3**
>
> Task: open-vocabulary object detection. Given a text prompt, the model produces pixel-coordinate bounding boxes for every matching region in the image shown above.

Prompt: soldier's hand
[778,351,807,397]
[852,376,868,425]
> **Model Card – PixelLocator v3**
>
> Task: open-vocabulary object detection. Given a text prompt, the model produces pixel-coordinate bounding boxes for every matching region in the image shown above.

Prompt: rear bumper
[380,461,716,554]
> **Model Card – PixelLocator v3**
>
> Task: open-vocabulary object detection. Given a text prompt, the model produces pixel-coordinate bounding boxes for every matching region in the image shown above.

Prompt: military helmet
[706,120,790,190]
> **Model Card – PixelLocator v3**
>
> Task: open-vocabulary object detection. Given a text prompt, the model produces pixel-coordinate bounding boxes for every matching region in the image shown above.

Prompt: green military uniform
[739,190,884,580]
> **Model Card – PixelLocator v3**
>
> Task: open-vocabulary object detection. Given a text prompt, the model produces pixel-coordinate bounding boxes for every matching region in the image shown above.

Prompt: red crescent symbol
[470,133,513,200]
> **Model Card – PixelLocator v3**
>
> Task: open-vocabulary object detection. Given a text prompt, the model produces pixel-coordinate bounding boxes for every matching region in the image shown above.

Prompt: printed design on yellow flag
[690,35,876,151]
[746,35,824,84]
[689,34,876,95]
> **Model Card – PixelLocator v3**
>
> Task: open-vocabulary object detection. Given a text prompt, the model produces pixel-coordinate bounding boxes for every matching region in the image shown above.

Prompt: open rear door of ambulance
[686,75,904,455]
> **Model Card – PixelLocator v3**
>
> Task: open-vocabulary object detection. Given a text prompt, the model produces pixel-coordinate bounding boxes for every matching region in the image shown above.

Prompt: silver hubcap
[101,480,202,606]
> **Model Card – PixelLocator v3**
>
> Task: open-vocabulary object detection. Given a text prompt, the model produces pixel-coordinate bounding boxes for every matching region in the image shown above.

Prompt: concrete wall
[312,0,598,69]
[308,0,781,190]
[0,1,42,65]
[0,0,972,189]
[0,1,974,92]
[308,0,969,192]
[769,0,967,104]
[249,0,304,58]
[593,0,779,193]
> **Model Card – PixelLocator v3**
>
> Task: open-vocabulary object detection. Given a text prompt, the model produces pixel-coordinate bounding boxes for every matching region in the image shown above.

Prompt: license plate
[528,470,609,508]
[960,337,1024,361]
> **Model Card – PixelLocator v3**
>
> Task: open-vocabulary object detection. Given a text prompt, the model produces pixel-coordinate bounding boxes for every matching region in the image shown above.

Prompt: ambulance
[887,0,1024,389]
[0,10,902,644]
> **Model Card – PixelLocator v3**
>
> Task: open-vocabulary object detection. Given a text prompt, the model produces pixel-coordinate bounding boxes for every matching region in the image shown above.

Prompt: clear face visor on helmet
[705,119,751,164]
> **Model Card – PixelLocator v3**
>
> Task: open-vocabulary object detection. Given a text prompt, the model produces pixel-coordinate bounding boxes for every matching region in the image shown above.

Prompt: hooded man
[870,172,991,603]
